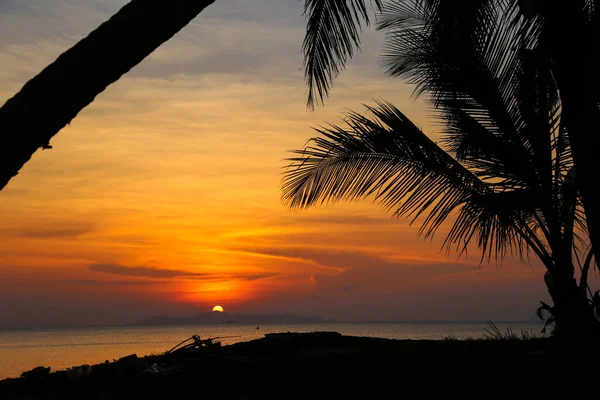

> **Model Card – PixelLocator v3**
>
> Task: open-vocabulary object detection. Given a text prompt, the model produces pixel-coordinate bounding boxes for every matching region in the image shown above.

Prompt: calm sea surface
[0,321,544,380]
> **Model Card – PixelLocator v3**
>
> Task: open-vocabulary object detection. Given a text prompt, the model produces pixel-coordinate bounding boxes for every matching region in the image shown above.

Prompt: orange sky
[0,0,557,328]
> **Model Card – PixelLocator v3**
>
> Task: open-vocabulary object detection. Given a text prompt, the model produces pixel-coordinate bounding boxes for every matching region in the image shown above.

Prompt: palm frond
[377,0,536,181]
[282,101,538,259]
[377,1,579,249]
[445,189,539,260]
[584,0,597,17]
[440,105,534,189]
[376,0,430,32]
[302,0,383,109]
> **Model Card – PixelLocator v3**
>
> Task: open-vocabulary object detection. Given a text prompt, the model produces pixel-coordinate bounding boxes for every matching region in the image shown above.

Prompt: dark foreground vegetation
[1,331,597,399]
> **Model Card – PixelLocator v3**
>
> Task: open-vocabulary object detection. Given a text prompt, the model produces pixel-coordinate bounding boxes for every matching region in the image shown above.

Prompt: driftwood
[0,0,215,189]
[165,334,240,354]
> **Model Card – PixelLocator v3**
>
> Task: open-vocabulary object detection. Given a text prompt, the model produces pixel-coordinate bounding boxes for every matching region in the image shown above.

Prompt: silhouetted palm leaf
[283,101,542,259]
[302,0,382,109]
[379,1,526,146]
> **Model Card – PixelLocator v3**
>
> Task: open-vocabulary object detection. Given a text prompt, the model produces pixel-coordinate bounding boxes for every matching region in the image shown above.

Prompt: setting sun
[212,305,224,313]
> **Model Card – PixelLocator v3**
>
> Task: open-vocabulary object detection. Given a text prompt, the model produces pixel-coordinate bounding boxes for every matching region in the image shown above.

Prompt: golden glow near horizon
[212,305,224,312]
[0,0,559,328]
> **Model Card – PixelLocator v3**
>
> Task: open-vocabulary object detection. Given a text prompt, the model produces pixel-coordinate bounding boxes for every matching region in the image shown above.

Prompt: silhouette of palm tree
[288,1,599,336]
[0,0,215,190]
[300,0,600,292]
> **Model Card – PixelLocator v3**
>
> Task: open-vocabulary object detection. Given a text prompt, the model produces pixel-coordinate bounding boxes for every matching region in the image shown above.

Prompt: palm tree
[288,1,599,336]
[514,0,600,303]
[0,0,215,190]
[300,0,600,280]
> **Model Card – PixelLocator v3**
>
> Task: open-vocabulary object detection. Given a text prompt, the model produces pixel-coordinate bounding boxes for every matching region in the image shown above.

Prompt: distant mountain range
[130,312,335,326]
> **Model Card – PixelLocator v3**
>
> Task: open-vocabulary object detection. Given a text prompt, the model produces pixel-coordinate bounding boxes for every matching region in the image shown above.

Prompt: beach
[0,331,594,399]
[0,321,545,380]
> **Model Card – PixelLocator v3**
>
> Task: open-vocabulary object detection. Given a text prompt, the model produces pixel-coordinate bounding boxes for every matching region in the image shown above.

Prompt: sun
[212,305,224,312]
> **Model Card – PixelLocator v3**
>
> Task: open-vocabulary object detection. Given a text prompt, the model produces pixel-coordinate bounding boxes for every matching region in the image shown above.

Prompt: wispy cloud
[22,227,92,239]
[343,284,359,292]
[88,263,276,282]
[235,246,406,271]
[89,263,212,279]
[237,273,276,281]
[64,279,170,286]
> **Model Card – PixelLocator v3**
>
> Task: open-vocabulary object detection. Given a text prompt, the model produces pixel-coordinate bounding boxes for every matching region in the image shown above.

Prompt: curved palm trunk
[0,0,216,189]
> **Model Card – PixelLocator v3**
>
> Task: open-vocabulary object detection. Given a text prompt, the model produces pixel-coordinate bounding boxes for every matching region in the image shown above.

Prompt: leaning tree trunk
[0,0,215,189]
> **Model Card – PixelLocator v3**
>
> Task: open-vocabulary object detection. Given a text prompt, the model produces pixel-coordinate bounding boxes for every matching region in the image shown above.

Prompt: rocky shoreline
[0,331,595,399]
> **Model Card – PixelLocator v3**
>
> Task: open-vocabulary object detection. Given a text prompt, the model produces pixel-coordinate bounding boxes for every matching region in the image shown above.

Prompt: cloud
[258,211,406,229]
[343,284,359,292]
[0,0,36,14]
[89,263,212,279]
[236,247,348,274]
[0,1,126,48]
[237,245,487,294]
[88,263,276,281]
[21,227,92,239]
[183,272,277,281]
[0,188,30,197]
[237,273,276,281]
[235,246,436,271]
[64,279,169,286]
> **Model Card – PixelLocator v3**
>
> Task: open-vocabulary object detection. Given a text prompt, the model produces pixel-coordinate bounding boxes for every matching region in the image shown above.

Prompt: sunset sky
[0,0,558,329]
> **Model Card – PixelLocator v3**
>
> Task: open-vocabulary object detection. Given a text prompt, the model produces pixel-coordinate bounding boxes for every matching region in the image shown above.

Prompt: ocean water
[0,321,545,380]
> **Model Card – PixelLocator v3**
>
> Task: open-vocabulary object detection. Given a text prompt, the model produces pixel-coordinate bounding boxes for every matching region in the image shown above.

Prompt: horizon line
[0,319,541,331]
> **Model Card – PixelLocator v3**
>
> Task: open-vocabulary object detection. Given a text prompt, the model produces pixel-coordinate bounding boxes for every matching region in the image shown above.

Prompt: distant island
[130,312,335,326]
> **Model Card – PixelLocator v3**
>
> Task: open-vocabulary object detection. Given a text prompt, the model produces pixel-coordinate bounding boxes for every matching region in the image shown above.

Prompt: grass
[483,321,545,340]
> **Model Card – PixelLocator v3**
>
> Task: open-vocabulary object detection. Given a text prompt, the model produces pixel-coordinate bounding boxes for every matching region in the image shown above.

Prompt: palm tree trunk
[544,270,600,337]
[558,84,600,266]
[0,0,215,190]
[542,2,600,267]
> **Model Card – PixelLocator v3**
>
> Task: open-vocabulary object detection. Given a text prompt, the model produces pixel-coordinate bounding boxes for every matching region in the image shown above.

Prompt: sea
[0,321,545,380]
